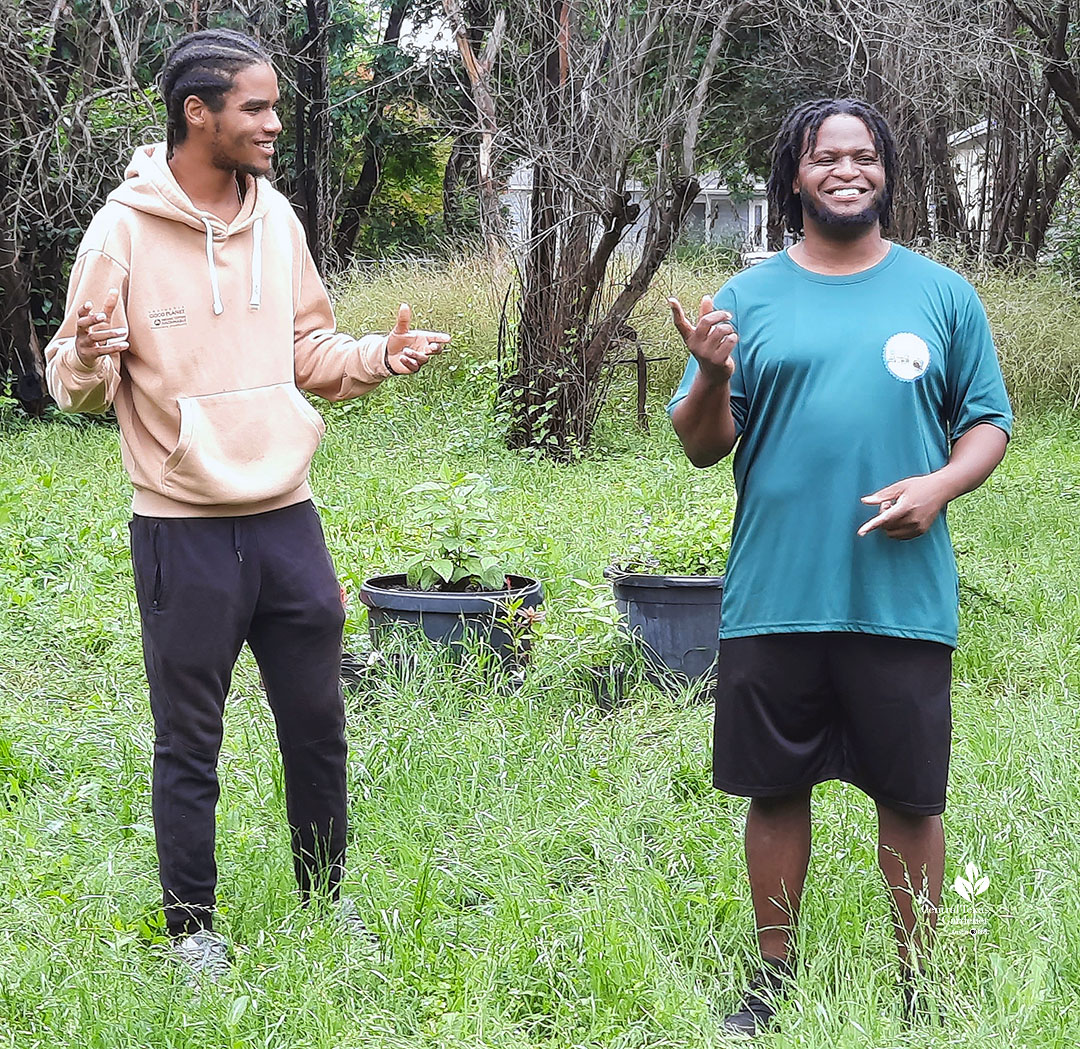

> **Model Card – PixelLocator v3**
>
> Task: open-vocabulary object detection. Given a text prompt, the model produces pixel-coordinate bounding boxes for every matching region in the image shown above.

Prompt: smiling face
[793,113,886,236]
[206,63,282,178]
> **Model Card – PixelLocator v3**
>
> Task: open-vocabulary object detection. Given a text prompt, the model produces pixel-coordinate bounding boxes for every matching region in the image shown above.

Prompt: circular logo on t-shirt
[882,332,930,382]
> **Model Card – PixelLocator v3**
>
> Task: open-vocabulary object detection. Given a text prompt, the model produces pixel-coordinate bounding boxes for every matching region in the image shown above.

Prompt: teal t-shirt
[667,244,1012,647]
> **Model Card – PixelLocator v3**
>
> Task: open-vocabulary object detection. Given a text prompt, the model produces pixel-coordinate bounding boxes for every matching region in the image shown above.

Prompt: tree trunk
[294,0,331,272]
[0,224,48,415]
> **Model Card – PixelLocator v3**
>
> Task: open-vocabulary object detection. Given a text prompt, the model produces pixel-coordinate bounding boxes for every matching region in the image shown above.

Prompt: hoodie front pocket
[162,384,325,505]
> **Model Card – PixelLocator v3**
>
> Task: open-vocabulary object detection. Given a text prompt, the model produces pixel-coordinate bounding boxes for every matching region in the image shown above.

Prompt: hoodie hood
[110,143,271,233]
[109,144,271,314]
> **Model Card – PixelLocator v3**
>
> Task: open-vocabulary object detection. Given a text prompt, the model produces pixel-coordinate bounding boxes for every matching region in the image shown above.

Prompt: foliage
[612,502,733,576]
[402,470,517,591]
[2,282,1080,1044]
[545,578,630,666]
[2,259,1080,1046]
[0,0,454,412]
[972,263,1080,413]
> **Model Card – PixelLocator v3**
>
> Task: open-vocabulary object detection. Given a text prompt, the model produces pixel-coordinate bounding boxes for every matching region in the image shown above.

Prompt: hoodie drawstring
[201,216,261,315]
[202,218,224,316]
[249,218,263,308]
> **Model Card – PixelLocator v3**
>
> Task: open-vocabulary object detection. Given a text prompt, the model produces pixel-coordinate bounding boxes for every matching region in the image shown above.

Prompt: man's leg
[130,516,252,936]
[876,805,944,970]
[829,634,952,976]
[746,790,812,963]
[245,502,348,901]
[713,635,834,1035]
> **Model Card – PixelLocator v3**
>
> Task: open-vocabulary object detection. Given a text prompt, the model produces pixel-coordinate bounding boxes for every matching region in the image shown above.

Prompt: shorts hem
[713,773,946,817]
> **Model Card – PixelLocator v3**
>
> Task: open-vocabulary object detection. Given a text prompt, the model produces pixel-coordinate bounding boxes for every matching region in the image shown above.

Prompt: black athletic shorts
[712,632,953,816]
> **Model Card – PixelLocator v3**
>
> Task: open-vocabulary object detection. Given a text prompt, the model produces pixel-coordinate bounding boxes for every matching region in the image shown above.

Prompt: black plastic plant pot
[359,573,544,669]
[605,568,724,681]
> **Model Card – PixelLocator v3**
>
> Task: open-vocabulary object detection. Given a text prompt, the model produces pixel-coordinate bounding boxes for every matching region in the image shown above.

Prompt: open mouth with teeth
[826,187,866,200]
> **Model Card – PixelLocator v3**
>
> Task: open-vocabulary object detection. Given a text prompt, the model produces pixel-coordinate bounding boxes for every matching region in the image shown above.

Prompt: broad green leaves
[403,469,519,591]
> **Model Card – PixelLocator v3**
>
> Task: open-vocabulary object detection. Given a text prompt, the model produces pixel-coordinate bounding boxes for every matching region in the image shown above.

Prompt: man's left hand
[386,303,451,374]
[858,474,950,540]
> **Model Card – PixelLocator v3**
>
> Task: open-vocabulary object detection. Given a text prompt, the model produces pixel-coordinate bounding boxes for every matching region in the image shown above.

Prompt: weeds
[0,263,1077,1047]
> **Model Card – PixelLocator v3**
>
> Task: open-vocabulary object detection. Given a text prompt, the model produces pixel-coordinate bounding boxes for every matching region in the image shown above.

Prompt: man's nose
[833,156,859,177]
[265,110,283,135]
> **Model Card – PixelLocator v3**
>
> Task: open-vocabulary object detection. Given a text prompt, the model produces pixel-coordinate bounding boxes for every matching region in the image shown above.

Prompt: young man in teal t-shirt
[668,99,1011,1036]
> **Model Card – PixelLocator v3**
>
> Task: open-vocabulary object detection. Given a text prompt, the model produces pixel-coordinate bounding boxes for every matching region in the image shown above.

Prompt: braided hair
[160,29,271,155]
[767,98,898,235]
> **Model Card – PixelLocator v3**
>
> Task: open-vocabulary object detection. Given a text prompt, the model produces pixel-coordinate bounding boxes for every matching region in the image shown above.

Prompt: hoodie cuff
[358,334,392,379]
[63,343,108,379]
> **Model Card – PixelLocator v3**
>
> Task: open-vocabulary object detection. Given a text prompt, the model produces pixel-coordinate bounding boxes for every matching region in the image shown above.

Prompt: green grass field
[1,259,1078,1048]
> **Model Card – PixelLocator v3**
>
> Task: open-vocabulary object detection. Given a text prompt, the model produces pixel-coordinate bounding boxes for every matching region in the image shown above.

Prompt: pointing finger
[668,297,692,338]
[858,503,902,537]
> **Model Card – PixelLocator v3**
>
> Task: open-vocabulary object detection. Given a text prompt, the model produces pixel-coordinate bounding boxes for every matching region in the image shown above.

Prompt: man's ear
[183,94,209,135]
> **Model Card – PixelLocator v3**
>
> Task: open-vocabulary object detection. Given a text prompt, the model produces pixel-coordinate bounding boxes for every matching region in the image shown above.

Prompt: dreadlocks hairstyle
[161,29,271,156]
[766,98,898,235]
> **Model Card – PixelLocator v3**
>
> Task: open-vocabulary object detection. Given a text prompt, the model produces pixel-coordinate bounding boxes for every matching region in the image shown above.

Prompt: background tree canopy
[3,0,1080,445]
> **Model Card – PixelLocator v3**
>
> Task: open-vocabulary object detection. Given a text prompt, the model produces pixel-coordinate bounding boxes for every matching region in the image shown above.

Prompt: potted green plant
[605,502,732,681]
[359,470,543,667]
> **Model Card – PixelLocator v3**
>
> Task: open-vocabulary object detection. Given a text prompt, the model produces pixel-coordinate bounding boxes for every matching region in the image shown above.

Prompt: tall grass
[335,250,1080,429]
[0,256,1077,1047]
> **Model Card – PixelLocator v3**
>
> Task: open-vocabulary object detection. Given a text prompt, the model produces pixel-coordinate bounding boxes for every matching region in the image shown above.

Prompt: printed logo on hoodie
[149,306,188,330]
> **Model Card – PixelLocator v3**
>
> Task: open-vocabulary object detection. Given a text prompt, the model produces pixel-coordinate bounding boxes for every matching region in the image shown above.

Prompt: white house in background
[947,119,990,236]
[504,125,997,258]
[502,164,769,253]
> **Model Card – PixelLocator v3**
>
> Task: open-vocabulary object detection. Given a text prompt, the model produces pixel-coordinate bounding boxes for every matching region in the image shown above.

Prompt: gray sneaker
[336,897,381,954]
[169,929,232,984]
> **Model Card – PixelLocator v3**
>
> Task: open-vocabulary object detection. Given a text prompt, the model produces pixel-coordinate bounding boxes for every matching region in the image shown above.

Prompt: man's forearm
[936,422,1009,501]
[671,372,738,468]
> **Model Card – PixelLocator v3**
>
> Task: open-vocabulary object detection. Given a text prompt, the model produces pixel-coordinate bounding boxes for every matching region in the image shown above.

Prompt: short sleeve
[665,282,745,434]
[946,286,1013,441]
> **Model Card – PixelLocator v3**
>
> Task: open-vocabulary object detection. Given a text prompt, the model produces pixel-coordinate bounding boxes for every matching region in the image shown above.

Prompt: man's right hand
[75,288,128,368]
[668,295,738,385]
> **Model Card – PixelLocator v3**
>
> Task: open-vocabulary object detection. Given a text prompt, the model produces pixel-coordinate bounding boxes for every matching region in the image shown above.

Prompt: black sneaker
[723,958,792,1037]
[902,973,944,1025]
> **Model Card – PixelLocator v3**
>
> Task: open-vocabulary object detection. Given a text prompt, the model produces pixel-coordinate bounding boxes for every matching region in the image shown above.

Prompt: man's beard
[801,190,884,236]
[209,133,271,179]
[211,150,268,179]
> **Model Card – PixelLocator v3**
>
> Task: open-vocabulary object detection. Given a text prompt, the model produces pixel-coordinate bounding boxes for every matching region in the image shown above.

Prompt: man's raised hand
[75,288,128,368]
[668,295,737,385]
[385,303,451,375]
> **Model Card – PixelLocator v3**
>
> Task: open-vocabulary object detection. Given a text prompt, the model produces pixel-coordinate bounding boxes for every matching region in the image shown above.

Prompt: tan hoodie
[46,144,389,517]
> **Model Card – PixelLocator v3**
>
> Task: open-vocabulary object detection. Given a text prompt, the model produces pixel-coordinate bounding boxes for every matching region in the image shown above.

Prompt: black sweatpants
[129,500,346,936]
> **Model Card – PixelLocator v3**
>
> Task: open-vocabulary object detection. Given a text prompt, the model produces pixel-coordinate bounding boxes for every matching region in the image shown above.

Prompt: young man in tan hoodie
[45,29,450,981]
